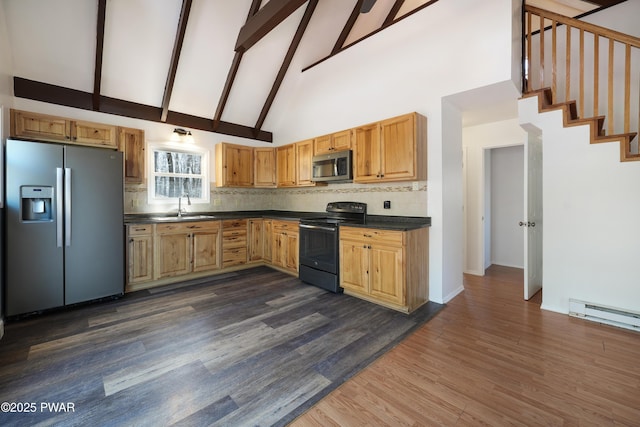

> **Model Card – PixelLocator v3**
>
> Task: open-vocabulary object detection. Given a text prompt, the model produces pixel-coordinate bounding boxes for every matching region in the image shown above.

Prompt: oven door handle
[299,223,338,232]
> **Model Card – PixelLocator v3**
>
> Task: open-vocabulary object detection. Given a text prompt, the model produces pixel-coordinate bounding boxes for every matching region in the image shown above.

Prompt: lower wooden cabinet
[126,224,154,287]
[156,221,221,279]
[263,219,273,263]
[248,218,264,262]
[339,226,429,313]
[271,220,299,274]
[222,219,247,268]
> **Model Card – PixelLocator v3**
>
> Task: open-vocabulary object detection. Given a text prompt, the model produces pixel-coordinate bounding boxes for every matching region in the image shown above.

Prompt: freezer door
[5,139,64,316]
[64,146,124,304]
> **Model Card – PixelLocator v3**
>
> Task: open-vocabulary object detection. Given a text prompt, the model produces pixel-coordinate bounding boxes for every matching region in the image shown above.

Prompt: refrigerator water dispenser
[21,186,54,222]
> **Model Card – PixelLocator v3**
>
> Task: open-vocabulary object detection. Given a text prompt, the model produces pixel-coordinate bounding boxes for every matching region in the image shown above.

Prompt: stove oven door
[299,223,338,274]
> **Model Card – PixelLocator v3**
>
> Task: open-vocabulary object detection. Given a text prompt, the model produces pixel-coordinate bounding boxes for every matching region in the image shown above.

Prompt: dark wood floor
[0,266,441,427]
[291,265,640,426]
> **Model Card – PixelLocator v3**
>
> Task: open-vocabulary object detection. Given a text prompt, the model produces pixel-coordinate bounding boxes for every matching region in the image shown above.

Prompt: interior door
[524,133,543,300]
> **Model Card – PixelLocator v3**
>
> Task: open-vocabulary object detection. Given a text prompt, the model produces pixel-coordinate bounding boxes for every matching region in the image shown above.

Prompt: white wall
[463,118,527,275]
[520,95,640,314]
[0,1,14,132]
[490,145,524,268]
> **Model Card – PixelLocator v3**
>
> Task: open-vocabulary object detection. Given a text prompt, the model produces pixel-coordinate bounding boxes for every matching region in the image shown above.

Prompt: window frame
[147,141,210,205]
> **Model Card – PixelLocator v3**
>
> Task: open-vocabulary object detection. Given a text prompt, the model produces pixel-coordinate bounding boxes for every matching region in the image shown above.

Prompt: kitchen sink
[150,215,217,222]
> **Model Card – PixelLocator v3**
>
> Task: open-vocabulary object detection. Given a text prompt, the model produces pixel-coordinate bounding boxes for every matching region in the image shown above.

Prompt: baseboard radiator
[569,299,640,332]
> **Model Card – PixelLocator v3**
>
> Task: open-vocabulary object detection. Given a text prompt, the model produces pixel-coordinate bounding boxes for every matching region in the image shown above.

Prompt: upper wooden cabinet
[72,120,117,147]
[314,129,352,155]
[10,109,117,149]
[276,144,297,187]
[216,142,254,187]
[295,139,316,187]
[354,112,427,183]
[254,147,277,188]
[11,109,69,142]
[118,127,145,184]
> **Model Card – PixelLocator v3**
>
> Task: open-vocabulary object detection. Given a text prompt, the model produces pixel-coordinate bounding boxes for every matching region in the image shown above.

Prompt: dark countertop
[124,210,431,230]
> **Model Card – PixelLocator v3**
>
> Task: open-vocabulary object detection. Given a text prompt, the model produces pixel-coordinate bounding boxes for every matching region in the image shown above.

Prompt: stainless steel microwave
[312,150,353,182]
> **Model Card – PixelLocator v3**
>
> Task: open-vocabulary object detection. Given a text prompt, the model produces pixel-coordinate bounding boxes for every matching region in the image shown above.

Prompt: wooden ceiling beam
[254,0,318,134]
[332,0,364,55]
[213,0,262,131]
[160,0,192,122]
[383,0,405,27]
[92,0,107,111]
[14,77,272,142]
[234,0,308,53]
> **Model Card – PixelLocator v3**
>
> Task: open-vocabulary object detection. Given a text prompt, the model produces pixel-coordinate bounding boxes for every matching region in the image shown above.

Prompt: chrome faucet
[177,193,191,217]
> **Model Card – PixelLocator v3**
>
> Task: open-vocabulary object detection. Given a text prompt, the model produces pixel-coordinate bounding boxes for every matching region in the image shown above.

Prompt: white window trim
[147,141,210,205]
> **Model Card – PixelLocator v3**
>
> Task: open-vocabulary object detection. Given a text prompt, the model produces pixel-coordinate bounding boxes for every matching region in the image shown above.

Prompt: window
[147,142,209,204]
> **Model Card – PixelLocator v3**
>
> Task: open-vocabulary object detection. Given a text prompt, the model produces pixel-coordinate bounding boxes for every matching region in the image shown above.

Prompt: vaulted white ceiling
[1,0,622,141]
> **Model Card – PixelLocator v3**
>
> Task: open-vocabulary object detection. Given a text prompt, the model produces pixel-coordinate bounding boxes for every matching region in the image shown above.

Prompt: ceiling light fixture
[360,0,376,13]
[172,128,194,143]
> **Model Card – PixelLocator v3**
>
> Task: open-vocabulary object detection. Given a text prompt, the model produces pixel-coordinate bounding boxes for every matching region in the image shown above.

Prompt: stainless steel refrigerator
[5,139,124,316]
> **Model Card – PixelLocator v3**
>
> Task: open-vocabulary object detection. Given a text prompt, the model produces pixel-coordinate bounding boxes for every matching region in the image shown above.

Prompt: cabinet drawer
[272,220,299,233]
[222,219,247,229]
[340,227,404,245]
[128,224,153,236]
[223,235,247,248]
[156,221,219,234]
[223,247,247,267]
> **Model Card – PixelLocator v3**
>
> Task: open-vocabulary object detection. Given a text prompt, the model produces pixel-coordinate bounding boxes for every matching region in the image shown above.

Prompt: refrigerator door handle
[56,168,64,247]
[65,167,72,246]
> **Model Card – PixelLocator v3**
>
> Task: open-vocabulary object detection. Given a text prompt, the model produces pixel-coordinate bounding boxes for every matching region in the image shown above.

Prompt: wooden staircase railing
[524,5,640,161]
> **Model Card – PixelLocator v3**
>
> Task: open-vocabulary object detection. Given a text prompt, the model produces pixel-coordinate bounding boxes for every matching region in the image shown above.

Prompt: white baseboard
[490,262,524,269]
[443,285,465,303]
[464,269,485,276]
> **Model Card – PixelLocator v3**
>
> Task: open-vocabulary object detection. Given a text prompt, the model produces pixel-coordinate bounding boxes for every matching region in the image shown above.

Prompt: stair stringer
[522,89,639,162]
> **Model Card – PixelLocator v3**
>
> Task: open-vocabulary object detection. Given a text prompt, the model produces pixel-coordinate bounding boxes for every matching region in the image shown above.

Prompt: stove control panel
[326,202,367,214]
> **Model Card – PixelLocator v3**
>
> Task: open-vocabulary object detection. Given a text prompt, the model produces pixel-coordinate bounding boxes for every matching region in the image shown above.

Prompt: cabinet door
[369,244,405,305]
[284,232,299,273]
[72,120,117,148]
[314,134,333,155]
[156,233,191,278]
[11,110,70,142]
[263,219,273,262]
[380,113,415,180]
[234,145,254,186]
[353,123,381,182]
[118,127,145,184]
[339,239,369,293]
[272,232,285,268]
[254,148,276,188]
[332,129,352,152]
[127,234,153,284]
[276,145,296,187]
[192,229,220,272]
[296,139,315,186]
[248,219,264,262]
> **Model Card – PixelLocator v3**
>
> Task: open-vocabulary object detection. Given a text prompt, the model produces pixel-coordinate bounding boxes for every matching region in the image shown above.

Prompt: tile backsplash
[126,181,427,217]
